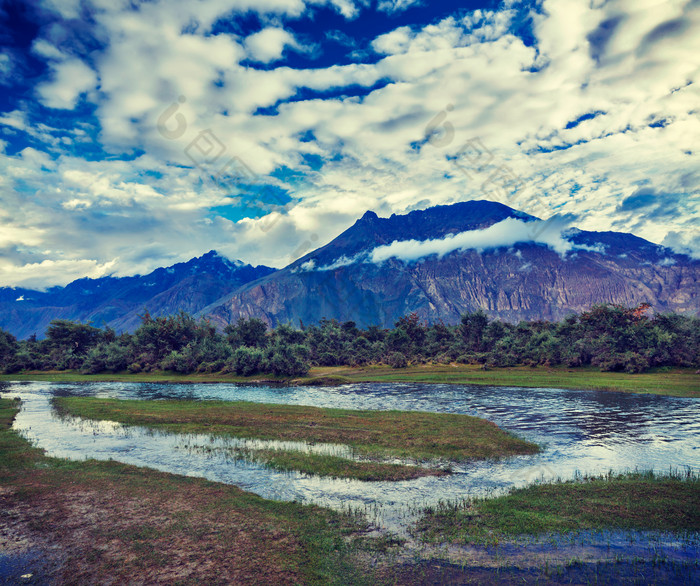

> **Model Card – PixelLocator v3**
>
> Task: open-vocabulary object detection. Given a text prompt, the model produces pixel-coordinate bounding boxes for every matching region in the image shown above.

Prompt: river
[2,380,698,535]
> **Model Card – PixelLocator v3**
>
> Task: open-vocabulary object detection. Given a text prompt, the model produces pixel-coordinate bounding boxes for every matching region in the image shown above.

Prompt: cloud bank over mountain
[369,218,581,262]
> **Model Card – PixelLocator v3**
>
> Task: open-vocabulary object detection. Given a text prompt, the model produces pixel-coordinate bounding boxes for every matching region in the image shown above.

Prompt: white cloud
[369,218,579,263]
[31,39,65,60]
[377,0,422,14]
[0,257,118,290]
[295,259,315,272]
[245,27,300,63]
[371,27,414,55]
[305,254,361,271]
[0,110,27,132]
[36,59,98,109]
[319,0,358,19]
[0,53,13,84]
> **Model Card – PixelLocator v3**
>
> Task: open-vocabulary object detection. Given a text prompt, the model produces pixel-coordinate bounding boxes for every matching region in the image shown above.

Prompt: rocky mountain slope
[202,201,699,328]
[0,251,274,338]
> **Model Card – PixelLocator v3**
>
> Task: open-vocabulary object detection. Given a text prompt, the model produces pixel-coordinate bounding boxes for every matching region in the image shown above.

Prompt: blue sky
[0,0,698,288]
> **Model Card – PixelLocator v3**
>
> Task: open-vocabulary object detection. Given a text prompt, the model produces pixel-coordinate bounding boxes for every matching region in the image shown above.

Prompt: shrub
[229,347,267,376]
[268,344,310,377]
[387,352,408,369]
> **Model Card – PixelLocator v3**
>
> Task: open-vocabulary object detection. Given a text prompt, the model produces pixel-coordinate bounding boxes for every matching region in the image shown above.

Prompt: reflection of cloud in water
[2,381,699,535]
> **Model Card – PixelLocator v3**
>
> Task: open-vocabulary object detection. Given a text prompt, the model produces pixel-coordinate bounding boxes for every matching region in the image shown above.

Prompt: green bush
[229,347,267,376]
[387,352,408,369]
[268,344,310,377]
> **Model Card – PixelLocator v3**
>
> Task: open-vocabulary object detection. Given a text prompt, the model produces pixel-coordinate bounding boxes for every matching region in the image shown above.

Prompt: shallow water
[2,380,699,535]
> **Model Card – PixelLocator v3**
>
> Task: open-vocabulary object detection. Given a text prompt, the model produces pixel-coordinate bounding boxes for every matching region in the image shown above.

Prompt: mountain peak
[361,210,378,221]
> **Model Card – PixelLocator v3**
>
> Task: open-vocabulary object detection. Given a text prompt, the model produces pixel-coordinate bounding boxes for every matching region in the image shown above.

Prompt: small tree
[46,320,102,356]
[459,310,489,352]
[0,328,19,372]
[268,343,310,377]
[225,318,269,349]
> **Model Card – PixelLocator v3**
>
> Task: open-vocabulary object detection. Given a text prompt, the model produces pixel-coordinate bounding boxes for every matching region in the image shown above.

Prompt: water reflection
[1,381,699,535]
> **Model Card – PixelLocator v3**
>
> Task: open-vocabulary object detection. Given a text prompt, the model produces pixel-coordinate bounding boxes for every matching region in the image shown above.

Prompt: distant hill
[0,251,274,339]
[201,200,700,328]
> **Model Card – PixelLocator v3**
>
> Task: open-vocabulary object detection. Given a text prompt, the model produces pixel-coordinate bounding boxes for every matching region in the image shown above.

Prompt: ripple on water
[1,380,699,537]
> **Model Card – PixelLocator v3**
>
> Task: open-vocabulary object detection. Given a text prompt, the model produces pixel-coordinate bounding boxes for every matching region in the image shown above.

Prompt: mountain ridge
[201,200,699,328]
[0,251,274,339]
[2,200,698,338]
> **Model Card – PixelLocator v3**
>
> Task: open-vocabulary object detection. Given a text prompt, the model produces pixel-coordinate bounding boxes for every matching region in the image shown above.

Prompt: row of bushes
[0,304,698,376]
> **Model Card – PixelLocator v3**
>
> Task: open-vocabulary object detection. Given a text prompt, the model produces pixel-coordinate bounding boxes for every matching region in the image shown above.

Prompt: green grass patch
[3,364,698,397]
[415,470,700,544]
[219,448,449,481]
[307,365,700,397]
[53,396,539,464]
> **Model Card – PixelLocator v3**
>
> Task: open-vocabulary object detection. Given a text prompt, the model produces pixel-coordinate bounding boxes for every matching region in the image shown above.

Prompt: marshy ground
[52,397,539,481]
[2,396,699,584]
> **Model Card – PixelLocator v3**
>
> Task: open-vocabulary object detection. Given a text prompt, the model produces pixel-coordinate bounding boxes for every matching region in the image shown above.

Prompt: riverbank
[415,469,700,545]
[53,397,538,481]
[0,398,385,584]
[3,397,698,584]
[2,364,698,397]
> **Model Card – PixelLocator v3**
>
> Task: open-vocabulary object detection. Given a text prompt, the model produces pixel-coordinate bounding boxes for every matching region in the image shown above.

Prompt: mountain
[0,251,274,339]
[202,201,700,328]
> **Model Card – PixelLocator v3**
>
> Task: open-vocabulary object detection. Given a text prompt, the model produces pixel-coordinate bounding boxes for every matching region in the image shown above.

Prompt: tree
[426,321,455,356]
[387,351,408,368]
[0,328,18,372]
[225,317,269,349]
[132,311,205,364]
[395,313,426,348]
[268,343,310,377]
[228,346,266,376]
[364,325,386,343]
[272,323,306,346]
[45,320,102,355]
[385,328,411,355]
[459,310,489,352]
[81,342,131,374]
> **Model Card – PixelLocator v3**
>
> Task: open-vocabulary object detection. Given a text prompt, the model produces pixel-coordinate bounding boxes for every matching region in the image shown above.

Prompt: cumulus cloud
[661,230,700,258]
[0,53,13,85]
[0,258,118,290]
[245,28,301,63]
[378,0,422,14]
[36,59,97,109]
[305,254,362,271]
[293,215,606,272]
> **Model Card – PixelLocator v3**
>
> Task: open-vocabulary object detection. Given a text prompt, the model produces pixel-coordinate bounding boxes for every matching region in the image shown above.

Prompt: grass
[0,369,290,384]
[306,365,700,398]
[0,398,389,584]
[414,470,700,545]
[215,448,449,481]
[53,396,539,464]
[2,364,698,397]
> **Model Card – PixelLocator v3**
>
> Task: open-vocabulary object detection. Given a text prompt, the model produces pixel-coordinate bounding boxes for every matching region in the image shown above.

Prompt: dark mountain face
[0,251,274,339]
[202,201,700,328]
